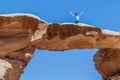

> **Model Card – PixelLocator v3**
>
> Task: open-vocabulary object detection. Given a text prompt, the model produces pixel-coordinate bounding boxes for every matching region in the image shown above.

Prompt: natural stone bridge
[0,13,120,80]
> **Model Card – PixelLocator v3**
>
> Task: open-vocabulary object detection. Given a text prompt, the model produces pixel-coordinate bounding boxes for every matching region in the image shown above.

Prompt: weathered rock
[107,74,120,80]
[0,14,46,55]
[94,49,120,80]
[1,14,120,80]
[32,23,120,51]
[0,58,25,80]
[0,44,35,80]
[0,14,46,80]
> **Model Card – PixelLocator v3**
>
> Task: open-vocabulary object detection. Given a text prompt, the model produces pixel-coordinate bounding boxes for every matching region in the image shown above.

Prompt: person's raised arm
[79,11,84,16]
[70,11,75,16]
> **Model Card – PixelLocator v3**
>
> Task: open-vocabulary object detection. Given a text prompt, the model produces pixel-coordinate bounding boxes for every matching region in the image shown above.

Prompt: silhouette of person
[70,11,84,23]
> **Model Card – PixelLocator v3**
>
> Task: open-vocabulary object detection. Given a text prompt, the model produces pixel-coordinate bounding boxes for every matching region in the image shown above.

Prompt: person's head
[75,12,79,16]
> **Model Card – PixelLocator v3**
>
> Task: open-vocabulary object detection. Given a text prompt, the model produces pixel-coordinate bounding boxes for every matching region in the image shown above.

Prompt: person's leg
[75,20,79,23]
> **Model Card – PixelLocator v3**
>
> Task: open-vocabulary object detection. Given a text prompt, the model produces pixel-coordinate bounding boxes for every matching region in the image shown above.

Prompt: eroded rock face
[0,58,25,80]
[0,45,36,80]
[94,49,120,80]
[1,14,120,80]
[0,14,45,80]
[107,74,120,80]
[32,23,120,51]
[0,14,46,55]
[46,23,102,40]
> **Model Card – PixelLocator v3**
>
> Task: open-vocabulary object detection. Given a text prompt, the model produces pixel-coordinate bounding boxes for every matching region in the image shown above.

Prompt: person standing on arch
[70,11,84,23]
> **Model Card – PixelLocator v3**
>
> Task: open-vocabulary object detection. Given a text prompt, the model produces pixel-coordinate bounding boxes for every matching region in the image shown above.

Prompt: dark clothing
[75,20,79,23]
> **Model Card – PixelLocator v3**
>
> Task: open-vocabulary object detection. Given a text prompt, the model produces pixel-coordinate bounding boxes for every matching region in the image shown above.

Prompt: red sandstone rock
[0,14,120,80]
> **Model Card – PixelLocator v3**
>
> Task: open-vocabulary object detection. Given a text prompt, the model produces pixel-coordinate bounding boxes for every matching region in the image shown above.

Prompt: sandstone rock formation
[0,13,120,80]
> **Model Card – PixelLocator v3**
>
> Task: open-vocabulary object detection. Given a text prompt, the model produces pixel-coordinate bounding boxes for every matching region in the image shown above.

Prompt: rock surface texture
[0,13,120,80]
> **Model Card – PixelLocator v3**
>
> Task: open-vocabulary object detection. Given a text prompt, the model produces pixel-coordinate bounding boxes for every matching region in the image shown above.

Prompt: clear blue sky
[0,0,120,80]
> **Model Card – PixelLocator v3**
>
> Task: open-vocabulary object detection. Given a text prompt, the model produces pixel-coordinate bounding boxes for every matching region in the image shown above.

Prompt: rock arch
[0,14,120,80]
